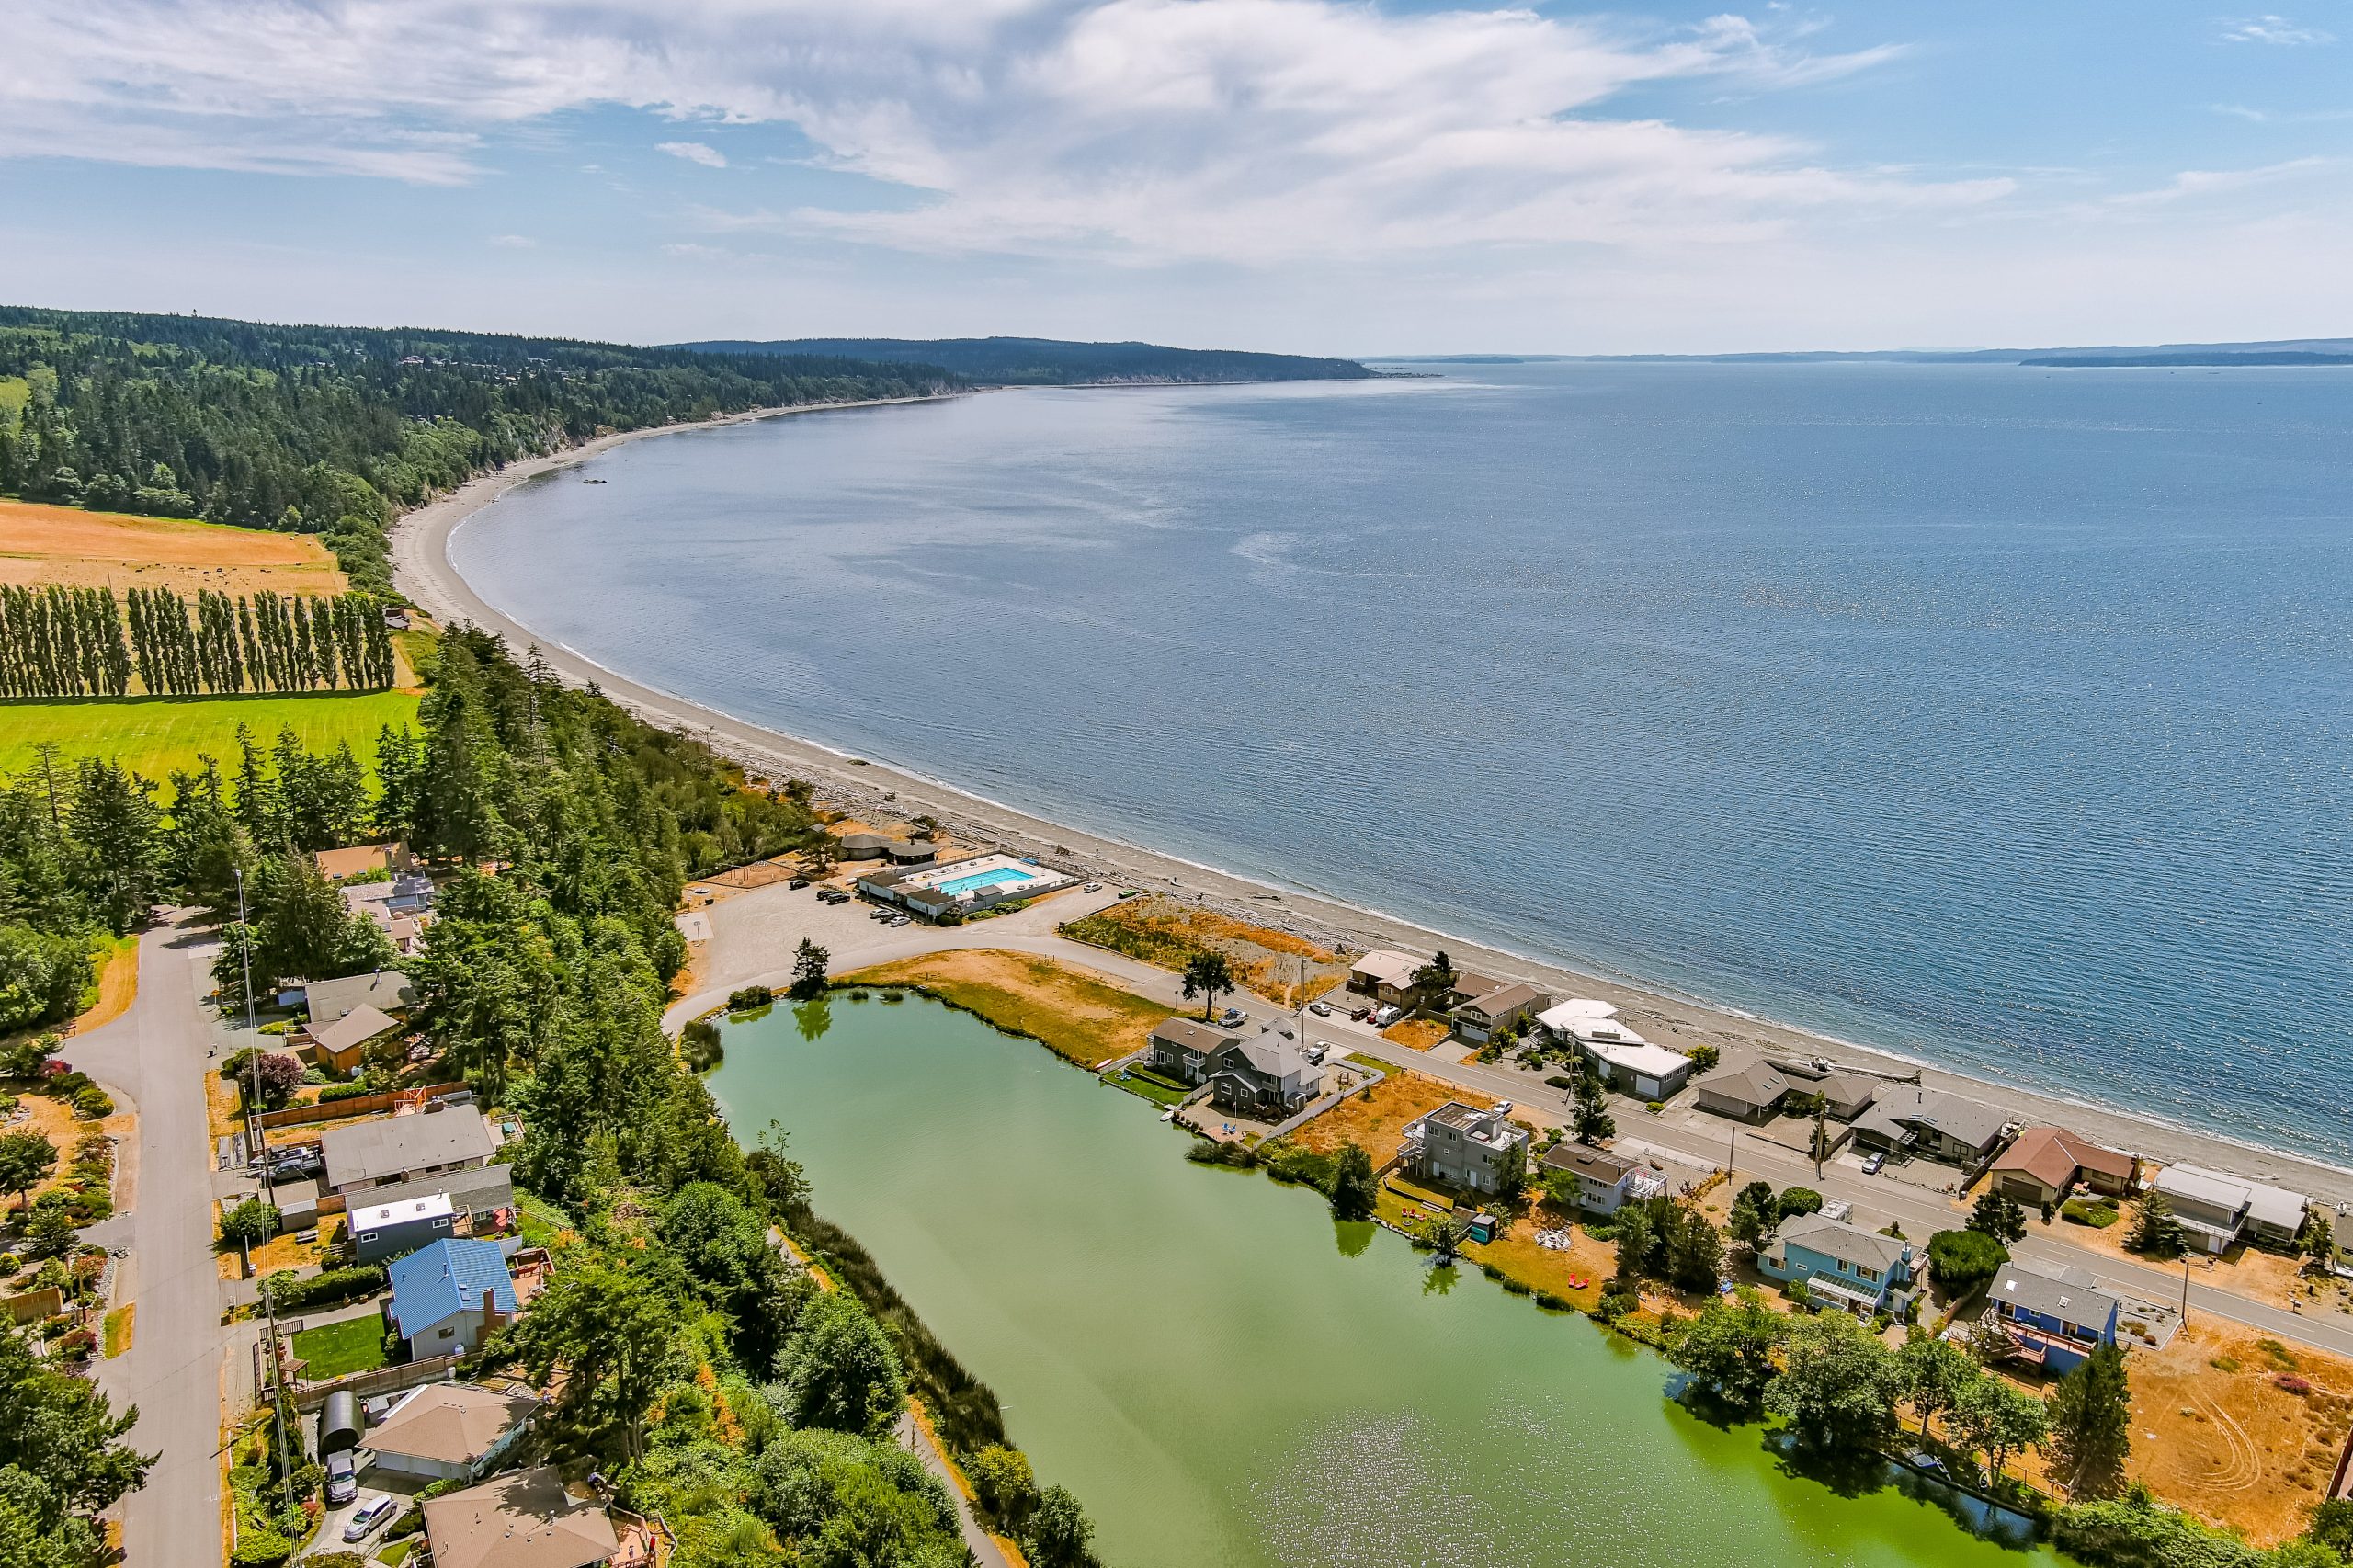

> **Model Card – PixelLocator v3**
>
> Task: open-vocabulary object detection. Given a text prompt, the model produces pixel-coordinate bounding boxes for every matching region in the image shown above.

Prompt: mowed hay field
[0,688,422,782]
[0,498,347,597]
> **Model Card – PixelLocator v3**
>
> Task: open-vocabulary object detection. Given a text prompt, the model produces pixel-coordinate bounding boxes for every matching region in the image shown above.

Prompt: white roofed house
[1539,1003,1693,1100]
[2148,1164,2310,1255]
[350,1191,459,1264]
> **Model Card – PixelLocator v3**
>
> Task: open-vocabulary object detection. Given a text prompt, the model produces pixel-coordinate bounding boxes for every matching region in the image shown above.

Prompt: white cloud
[2105,156,2332,207]
[2218,15,2336,45]
[657,141,728,168]
[660,242,734,259]
[0,0,1974,265]
[489,233,536,247]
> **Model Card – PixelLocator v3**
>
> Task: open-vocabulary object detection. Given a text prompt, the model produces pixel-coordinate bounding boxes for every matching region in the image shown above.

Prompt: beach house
[1989,1126,2139,1209]
[1849,1085,2014,1165]
[1694,1061,1791,1124]
[1452,982,1550,1043]
[1759,1215,1917,1318]
[1538,1006,1695,1100]
[1346,949,1424,1007]
[1986,1259,2120,1373]
[385,1237,517,1357]
[2147,1164,2309,1254]
[1404,1101,1529,1195]
[1540,1143,1665,1217]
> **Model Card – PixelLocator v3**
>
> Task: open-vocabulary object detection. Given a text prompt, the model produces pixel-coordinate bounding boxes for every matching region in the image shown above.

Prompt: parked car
[1350,1006,1372,1022]
[1860,1151,1887,1176]
[789,877,810,890]
[870,906,894,920]
[343,1497,397,1542]
[1082,881,1102,893]
[886,915,911,927]
[1308,1002,1331,1017]
[323,1452,357,1506]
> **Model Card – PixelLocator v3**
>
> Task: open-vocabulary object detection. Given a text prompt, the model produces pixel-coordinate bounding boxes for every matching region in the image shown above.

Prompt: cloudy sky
[4,0,2349,353]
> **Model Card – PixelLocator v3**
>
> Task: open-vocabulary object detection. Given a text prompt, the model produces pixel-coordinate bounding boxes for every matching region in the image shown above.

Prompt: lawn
[290,1315,390,1380]
[845,949,1178,1069]
[1106,1068,1191,1107]
[0,688,422,783]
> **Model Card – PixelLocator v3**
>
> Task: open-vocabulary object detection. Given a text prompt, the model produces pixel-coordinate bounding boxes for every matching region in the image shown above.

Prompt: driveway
[64,913,233,1568]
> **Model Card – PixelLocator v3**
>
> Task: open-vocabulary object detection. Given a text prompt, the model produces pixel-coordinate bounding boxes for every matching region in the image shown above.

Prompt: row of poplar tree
[0,583,397,699]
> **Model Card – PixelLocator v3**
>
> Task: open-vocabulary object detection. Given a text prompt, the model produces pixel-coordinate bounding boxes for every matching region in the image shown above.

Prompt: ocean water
[454,361,2353,1162]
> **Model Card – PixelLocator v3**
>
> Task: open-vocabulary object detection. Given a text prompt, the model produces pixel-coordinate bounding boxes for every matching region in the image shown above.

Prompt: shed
[318,1391,361,1457]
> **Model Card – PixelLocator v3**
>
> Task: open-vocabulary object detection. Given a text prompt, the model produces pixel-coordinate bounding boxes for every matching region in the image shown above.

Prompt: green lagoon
[709,994,2064,1568]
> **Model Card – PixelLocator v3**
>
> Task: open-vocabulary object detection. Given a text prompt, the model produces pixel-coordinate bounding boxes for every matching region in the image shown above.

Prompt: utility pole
[234,867,256,1032]
[2180,1255,2191,1326]
[1814,1098,1827,1181]
[1728,1125,1737,1181]
[259,1272,296,1511]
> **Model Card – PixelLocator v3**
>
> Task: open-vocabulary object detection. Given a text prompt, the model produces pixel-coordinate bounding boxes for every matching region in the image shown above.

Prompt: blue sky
[3,0,2348,354]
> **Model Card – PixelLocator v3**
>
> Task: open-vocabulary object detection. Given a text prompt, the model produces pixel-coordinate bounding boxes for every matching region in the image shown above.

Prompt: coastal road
[65,914,229,1568]
[678,877,2353,1362]
[1284,1008,2353,1360]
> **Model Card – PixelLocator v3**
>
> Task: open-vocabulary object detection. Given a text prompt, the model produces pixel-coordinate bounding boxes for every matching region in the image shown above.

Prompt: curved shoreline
[392,396,2353,1206]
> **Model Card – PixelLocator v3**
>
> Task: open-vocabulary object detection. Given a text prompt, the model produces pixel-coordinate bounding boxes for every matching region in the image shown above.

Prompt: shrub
[2063,1198,2121,1229]
[967,1445,1039,1530]
[1481,1262,1506,1280]
[1535,1291,1571,1311]
[219,1198,280,1248]
[1778,1187,1824,1218]
[57,1326,96,1358]
[727,984,774,1011]
[261,1266,385,1312]
[71,1086,116,1119]
[1501,1277,1533,1296]
[1260,1142,1336,1190]
[314,1081,376,1104]
[679,1017,723,1073]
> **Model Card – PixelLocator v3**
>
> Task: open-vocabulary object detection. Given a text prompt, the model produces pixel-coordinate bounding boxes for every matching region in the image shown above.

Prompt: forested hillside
[0,308,957,593]
[682,334,1374,385]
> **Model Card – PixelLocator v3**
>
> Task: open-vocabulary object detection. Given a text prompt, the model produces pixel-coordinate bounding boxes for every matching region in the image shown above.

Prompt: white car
[343,1496,398,1542]
[1860,1151,1887,1176]
[1308,1002,1331,1017]
[1083,881,1102,892]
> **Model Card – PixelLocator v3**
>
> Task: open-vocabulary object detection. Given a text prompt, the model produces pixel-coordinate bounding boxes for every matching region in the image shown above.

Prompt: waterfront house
[1759,1215,1917,1317]
[1694,1061,1790,1124]
[1808,1072,1881,1122]
[2147,1164,2309,1254]
[1540,1142,1665,1217]
[1987,1259,2120,1373]
[1347,949,1424,1006]
[1989,1126,2139,1209]
[1849,1085,2014,1165]
[422,1467,623,1568]
[302,1003,403,1075]
[322,1106,497,1195]
[1452,982,1550,1044]
[301,970,415,1033]
[351,1191,459,1265]
[1147,1017,1236,1085]
[386,1237,517,1358]
[1404,1101,1529,1195]
[1540,1008,1695,1100]
[1202,1034,1325,1119]
[364,1382,538,1484]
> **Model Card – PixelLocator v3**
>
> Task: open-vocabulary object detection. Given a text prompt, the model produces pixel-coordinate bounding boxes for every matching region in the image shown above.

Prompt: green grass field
[0,689,422,783]
[290,1315,390,1380]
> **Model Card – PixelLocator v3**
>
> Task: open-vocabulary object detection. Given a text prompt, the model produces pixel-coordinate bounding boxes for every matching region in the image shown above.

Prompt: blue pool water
[453,361,2353,1163]
[935,866,1043,896]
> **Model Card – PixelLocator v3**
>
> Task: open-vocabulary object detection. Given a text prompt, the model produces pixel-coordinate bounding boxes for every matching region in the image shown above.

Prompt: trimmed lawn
[290,1315,389,1380]
[1106,1069,1190,1107]
[0,688,421,783]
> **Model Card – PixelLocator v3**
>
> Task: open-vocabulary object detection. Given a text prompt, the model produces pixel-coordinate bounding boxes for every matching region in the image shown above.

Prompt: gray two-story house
[1404,1101,1529,1195]
[1148,1019,1325,1119]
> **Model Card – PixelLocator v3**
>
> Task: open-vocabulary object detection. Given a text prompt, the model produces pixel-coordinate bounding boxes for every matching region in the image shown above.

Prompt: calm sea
[454,362,2353,1162]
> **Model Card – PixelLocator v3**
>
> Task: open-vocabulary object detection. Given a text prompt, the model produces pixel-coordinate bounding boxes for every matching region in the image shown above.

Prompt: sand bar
[392,393,2353,1210]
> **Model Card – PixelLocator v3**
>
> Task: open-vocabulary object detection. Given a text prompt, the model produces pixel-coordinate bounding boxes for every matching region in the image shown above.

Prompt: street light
[233,867,256,1032]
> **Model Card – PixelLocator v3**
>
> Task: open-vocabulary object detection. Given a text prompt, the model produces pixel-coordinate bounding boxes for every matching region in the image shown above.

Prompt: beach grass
[844,949,1177,1069]
[0,688,422,783]
[101,1305,134,1359]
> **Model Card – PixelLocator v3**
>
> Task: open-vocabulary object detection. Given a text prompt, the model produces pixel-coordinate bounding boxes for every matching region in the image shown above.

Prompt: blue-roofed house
[385,1238,516,1357]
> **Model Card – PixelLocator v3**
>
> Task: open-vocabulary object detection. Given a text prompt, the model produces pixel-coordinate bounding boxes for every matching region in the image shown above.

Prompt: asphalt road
[70,914,230,1568]
[678,876,2353,1363]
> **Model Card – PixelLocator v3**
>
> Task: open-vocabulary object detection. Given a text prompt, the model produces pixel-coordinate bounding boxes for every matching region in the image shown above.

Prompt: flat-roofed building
[1404,1101,1529,1195]
[2148,1164,2309,1254]
[350,1191,458,1264]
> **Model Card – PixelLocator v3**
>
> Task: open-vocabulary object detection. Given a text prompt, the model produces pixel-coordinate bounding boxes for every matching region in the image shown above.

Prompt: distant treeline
[0,305,960,593]
[680,334,1375,385]
[0,583,394,699]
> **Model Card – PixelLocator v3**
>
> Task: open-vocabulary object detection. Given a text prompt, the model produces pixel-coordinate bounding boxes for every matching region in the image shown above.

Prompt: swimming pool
[934,865,1044,897]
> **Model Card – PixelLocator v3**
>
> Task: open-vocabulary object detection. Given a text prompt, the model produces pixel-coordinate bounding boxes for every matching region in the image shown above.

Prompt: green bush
[1778,1187,1824,1218]
[71,1086,115,1119]
[1501,1277,1533,1296]
[727,984,774,1011]
[314,1080,376,1104]
[1535,1291,1571,1311]
[1481,1262,1506,1280]
[260,1265,384,1312]
[1260,1142,1336,1190]
[2049,1494,2272,1568]
[2063,1198,2121,1229]
[219,1198,280,1248]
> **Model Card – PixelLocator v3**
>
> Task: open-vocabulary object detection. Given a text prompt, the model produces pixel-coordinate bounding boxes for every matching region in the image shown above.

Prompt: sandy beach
[392,394,2353,1211]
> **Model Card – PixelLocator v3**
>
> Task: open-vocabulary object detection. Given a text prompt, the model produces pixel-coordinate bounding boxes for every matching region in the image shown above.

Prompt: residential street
[676,875,2353,1364]
[67,913,231,1568]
